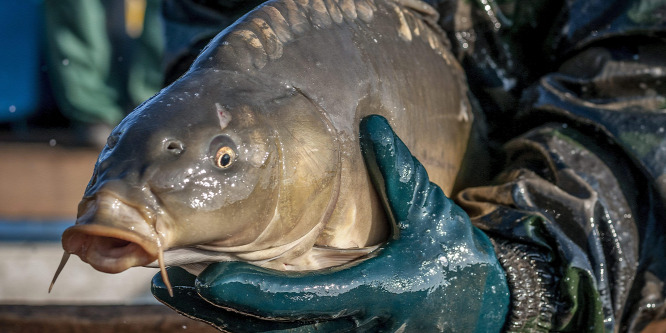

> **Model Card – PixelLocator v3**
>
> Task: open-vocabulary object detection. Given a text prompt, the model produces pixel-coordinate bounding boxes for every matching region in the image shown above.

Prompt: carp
[50,0,474,295]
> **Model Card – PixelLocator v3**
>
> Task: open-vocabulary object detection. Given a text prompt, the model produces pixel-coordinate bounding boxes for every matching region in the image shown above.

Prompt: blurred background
[0,0,216,331]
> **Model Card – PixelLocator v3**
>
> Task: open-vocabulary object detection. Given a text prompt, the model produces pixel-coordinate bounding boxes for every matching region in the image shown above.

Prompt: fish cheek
[167,154,279,247]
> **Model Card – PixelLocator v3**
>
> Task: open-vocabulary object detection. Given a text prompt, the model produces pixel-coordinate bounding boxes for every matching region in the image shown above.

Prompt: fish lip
[62,224,160,274]
[67,188,166,274]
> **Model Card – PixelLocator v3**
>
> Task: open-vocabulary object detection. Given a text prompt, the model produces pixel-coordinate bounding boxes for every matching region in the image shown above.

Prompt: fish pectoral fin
[307,245,379,269]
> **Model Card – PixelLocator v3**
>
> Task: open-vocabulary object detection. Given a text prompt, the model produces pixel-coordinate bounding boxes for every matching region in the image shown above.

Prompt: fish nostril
[165,140,185,155]
[107,134,120,149]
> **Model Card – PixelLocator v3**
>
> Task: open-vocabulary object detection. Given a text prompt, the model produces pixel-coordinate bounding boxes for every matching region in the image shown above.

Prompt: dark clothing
[161,0,266,84]
[438,0,666,331]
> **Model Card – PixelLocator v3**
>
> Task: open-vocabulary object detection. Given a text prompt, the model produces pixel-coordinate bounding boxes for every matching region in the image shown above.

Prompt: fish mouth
[62,193,164,274]
[53,193,175,296]
[62,224,159,274]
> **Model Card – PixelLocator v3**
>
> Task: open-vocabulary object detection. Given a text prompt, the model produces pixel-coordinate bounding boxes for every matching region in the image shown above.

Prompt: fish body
[54,0,474,283]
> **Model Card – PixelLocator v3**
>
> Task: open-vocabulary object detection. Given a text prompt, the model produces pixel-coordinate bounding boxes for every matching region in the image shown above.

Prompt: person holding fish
[51,0,666,331]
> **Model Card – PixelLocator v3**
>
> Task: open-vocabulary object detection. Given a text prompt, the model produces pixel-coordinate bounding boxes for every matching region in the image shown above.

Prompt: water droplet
[8,105,16,113]
[49,139,57,147]
[62,59,69,66]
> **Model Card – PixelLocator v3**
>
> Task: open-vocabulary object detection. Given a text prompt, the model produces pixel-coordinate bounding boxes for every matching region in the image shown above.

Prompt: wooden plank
[0,143,98,219]
[0,305,219,333]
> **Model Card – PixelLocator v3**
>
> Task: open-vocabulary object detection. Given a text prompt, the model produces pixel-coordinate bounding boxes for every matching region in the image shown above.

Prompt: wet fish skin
[57,0,474,279]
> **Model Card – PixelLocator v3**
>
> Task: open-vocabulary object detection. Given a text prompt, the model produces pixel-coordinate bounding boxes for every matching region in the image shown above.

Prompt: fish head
[62,70,290,274]
[62,69,340,275]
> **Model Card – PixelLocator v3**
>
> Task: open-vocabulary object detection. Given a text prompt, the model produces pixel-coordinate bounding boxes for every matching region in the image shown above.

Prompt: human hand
[152,115,509,332]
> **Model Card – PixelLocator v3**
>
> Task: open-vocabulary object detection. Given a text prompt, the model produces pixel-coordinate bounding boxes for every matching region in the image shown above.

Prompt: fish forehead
[87,82,282,223]
[111,71,291,147]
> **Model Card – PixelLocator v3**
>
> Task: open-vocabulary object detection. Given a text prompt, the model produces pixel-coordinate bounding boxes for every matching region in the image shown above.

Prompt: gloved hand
[152,115,510,332]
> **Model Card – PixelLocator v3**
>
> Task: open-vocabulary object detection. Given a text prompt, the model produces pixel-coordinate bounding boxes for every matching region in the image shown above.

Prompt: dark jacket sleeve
[456,119,666,331]
[453,31,666,333]
[434,0,666,330]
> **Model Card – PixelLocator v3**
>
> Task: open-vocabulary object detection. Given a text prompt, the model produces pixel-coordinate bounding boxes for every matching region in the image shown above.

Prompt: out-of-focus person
[43,0,164,148]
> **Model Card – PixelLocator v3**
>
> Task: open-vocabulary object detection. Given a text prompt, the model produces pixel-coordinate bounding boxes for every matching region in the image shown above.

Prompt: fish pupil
[220,154,231,166]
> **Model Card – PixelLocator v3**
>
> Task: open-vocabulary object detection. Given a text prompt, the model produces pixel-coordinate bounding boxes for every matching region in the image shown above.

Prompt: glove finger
[152,267,351,332]
[195,262,368,320]
[360,115,463,239]
[195,257,426,324]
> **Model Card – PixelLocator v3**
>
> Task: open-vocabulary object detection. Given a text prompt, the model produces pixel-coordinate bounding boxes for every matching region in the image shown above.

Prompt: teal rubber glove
[152,115,510,332]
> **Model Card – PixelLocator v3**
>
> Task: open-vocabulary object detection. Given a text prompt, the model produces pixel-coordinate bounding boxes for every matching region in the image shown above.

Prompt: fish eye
[215,146,236,169]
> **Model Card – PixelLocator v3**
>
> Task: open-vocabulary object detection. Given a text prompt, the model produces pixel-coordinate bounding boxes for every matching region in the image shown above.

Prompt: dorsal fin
[201,0,451,70]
